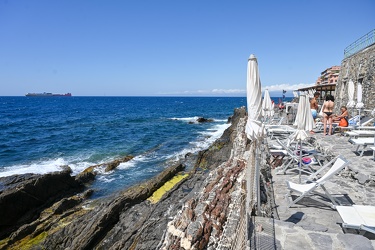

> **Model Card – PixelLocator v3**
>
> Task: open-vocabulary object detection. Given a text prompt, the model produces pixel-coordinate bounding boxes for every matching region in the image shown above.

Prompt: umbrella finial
[249,54,256,60]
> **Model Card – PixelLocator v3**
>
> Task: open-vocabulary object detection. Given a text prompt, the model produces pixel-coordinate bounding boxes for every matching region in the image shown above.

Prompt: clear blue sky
[1,0,374,97]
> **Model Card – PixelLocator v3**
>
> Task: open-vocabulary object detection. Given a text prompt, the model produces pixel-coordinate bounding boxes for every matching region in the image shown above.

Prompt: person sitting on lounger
[333,106,349,127]
[322,94,335,136]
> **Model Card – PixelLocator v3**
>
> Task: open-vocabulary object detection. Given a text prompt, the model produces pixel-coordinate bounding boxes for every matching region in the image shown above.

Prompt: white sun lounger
[286,155,349,209]
[266,125,296,139]
[336,205,375,235]
[348,137,375,156]
[345,130,375,139]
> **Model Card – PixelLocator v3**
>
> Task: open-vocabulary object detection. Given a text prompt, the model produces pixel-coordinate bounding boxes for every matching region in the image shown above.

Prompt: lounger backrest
[276,138,295,156]
[316,156,349,184]
[361,117,374,126]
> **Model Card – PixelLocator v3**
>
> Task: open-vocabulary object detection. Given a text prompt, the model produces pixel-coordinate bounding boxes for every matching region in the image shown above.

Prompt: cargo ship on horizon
[25,92,72,97]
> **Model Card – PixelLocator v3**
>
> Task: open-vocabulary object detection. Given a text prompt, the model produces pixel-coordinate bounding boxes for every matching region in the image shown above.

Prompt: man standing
[310,92,320,120]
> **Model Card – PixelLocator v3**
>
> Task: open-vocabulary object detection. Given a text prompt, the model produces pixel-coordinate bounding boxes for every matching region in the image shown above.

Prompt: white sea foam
[97,175,116,183]
[0,158,68,177]
[0,155,98,178]
[168,117,200,123]
[168,122,230,162]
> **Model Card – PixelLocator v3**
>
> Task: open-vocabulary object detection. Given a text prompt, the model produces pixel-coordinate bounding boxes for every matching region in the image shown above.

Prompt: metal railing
[344,29,375,58]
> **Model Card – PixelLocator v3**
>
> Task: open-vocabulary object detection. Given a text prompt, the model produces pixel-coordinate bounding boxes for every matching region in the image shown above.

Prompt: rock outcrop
[0,107,249,250]
[0,167,84,240]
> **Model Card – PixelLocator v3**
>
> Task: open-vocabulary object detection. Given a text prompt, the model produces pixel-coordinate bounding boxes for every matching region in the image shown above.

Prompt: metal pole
[299,139,302,184]
[256,140,261,215]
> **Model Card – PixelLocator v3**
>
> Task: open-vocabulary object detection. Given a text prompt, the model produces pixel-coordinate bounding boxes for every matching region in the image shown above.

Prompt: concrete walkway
[262,131,375,249]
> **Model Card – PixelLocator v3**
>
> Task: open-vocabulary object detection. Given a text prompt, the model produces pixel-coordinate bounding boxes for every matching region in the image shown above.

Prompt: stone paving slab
[264,130,375,249]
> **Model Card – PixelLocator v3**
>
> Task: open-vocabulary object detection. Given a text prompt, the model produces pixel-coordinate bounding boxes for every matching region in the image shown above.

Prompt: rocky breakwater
[0,107,250,250]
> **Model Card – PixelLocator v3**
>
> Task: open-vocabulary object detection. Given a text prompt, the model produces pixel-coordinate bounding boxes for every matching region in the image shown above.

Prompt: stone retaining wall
[334,43,375,113]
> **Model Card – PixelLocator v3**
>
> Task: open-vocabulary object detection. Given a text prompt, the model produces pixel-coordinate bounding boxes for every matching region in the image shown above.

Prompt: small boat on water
[25,92,72,97]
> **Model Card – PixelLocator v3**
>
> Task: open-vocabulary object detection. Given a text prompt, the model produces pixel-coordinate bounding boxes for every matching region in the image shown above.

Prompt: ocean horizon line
[1,95,296,98]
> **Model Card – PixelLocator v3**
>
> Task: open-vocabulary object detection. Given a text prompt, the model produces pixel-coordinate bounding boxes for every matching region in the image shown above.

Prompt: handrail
[344,29,375,59]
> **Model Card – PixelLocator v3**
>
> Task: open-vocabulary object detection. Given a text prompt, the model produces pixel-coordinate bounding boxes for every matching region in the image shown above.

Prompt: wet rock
[196,117,214,123]
[75,166,96,183]
[0,168,83,239]
[41,163,186,249]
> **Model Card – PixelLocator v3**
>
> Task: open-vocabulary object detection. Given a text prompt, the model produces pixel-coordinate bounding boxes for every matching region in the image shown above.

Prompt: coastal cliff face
[0,107,250,250]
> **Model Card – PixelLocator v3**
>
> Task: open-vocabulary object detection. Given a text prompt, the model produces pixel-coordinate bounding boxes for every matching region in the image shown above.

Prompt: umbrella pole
[256,141,261,215]
[358,108,361,126]
[299,139,302,184]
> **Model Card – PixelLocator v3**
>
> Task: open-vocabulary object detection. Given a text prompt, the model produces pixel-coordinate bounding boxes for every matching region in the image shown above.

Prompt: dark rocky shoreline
[0,107,249,250]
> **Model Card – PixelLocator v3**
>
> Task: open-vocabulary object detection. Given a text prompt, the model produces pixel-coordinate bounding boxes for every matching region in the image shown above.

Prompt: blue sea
[0,96,291,198]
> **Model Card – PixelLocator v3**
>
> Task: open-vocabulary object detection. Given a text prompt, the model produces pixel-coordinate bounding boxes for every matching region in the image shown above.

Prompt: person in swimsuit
[310,92,320,120]
[333,106,349,122]
[333,106,349,131]
[310,92,320,133]
[322,94,335,136]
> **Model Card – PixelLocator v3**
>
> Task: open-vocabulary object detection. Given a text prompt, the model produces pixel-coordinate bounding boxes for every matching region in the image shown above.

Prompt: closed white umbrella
[245,54,263,216]
[356,83,364,126]
[291,94,314,183]
[293,94,303,127]
[356,83,364,109]
[245,54,263,140]
[347,80,355,108]
[262,89,273,120]
[292,95,312,141]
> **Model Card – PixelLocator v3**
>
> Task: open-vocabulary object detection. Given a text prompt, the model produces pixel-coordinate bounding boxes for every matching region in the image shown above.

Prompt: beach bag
[339,117,348,127]
[302,157,312,164]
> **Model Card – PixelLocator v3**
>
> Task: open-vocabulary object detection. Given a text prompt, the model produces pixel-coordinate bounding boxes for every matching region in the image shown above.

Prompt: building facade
[315,66,341,85]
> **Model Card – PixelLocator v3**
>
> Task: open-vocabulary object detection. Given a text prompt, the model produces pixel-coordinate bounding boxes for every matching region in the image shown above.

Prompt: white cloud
[157,83,314,96]
[211,88,245,94]
[264,83,314,92]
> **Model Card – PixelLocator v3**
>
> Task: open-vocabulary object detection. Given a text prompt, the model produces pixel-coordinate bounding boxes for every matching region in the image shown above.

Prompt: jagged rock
[75,166,96,184]
[196,117,214,123]
[41,163,186,249]
[75,156,134,184]
[104,156,134,172]
[194,108,246,171]
[0,168,84,239]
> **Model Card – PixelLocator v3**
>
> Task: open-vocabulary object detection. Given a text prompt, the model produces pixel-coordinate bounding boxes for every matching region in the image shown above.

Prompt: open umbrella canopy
[347,80,356,108]
[356,83,364,109]
[262,89,273,118]
[245,54,263,141]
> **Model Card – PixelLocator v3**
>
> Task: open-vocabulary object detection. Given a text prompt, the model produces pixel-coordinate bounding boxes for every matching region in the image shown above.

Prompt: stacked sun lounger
[349,137,375,156]
[345,130,375,138]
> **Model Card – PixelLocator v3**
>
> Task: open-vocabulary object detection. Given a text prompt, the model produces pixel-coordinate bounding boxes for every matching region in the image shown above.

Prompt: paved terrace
[253,130,375,249]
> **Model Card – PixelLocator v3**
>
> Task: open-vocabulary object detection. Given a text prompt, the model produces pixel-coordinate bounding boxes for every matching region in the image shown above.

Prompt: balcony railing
[344,29,375,59]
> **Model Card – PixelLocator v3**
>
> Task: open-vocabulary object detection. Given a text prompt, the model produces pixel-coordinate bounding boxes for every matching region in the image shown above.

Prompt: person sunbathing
[333,106,349,127]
